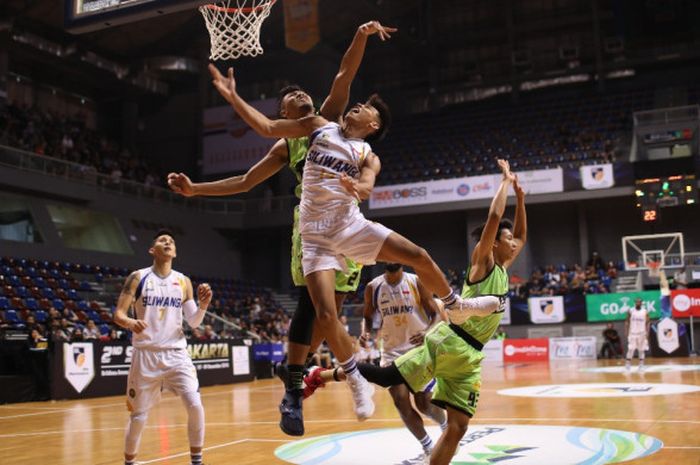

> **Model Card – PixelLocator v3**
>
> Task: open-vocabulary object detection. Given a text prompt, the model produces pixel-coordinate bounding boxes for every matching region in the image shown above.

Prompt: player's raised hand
[513,175,526,199]
[359,20,398,41]
[167,172,195,197]
[197,283,213,309]
[339,173,361,201]
[208,63,236,101]
[129,319,148,334]
[497,158,516,182]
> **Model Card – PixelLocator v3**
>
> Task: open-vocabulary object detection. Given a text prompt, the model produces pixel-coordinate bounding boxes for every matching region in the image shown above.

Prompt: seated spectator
[29,328,48,351]
[84,320,100,340]
[599,323,622,359]
[203,325,220,340]
[50,320,70,342]
[70,327,85,342]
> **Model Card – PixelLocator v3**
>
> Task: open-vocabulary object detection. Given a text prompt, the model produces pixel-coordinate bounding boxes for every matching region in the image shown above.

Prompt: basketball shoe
[446,295,500,325]
[346,371,375,420]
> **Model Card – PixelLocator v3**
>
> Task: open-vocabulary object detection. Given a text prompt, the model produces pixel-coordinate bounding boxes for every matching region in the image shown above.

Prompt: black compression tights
[357,362,406,388]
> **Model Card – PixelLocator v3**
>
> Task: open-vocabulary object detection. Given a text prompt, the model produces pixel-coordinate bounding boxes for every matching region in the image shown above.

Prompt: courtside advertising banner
[580,164,615,190]
[369,168,564,209]
[503,338,549,362]
[586,290,661,322]
[529,296,565,324]
[549,337,597,360]
[483,339,504,363]
[202,101,277,174]
[671,289,700,317]
[52,339,253,400]
[656,318,680,354]
[62,342,95,394]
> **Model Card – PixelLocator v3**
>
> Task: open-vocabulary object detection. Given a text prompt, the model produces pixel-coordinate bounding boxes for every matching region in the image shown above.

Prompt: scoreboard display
[65,0,203,33]
[635,174,697,221]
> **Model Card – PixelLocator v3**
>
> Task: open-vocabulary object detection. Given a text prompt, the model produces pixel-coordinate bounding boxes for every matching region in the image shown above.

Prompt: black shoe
[279,388,304,436]
[275,362,289,385]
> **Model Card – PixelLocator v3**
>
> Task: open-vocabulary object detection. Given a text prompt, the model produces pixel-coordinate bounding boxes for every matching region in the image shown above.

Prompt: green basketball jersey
[286,137,309,199]
[460,264,509,344]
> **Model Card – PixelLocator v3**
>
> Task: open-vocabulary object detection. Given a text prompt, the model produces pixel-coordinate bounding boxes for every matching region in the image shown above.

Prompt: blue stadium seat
[24,298,38,311]
[99,324,110,335]
[67,289,79,300]
[34,310,48,323]
[0,296,9,310]
[15,286,29,298]
[52,299,65,311]
[80,281,91,291]
[4,309,24,328]
[8,275,21,287]
[41,288,56,299]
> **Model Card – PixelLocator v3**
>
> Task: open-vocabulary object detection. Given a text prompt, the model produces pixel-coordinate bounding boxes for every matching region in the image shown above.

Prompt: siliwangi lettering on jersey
[306,148,360,177]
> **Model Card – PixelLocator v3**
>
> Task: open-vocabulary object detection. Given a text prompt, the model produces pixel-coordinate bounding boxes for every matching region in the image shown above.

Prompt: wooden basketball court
[1,357,698,465]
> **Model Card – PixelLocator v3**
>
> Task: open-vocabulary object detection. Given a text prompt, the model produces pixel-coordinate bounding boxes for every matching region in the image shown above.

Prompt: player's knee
[182,391,203,410]
[390,392,411,411]
[414,394,430,413]
[315,307,337,329]
[446,420,469,438]
[130,411,148,424]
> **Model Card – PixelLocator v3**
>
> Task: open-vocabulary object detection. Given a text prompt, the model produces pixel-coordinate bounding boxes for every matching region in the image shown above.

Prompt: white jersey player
[625,298,650,371]
[362,264,447,457]
[114,230,213,465]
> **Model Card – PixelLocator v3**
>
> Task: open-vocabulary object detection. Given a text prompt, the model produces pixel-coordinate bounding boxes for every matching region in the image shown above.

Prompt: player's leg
[376,232,499,320]
[430,406,470,465]
[639,334,647,370]
[164,350,205,465]
[306,292,347,361]
[414,388,447,431]
[625,334,636,369]
[124,350,162,465]
[306,269,375,420]
[286,286,315,388]
[388,384,434,456]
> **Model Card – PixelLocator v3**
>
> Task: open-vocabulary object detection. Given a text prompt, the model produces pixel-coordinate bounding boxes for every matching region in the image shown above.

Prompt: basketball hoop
[647,261,661,278]
[199,0,276,61]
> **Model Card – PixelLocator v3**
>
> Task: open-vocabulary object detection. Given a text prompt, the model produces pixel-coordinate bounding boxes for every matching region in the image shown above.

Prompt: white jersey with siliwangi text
[132,266,189,350]
[628,307,648,335]
[370,272,431,364]
[300,122,372,233]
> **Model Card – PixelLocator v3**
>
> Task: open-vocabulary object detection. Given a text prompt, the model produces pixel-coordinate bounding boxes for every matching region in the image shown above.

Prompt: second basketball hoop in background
[200,0,276,60]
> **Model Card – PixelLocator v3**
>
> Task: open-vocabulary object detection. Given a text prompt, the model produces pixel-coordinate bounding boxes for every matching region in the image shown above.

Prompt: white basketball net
[199,0,276,60]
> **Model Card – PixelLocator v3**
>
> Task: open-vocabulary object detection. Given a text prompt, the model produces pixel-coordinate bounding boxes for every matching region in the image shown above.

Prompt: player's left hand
[339,173,361,201]
[497,158,516,182]
[209,64,237,101]
[197,283,213,309]
[513,175,525,199]
[409,331,426,345]
[359,21,398,41]
[167,172,195,197]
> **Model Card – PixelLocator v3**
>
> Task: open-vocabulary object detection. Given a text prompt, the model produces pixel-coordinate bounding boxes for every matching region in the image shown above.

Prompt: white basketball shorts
[126,347,199,412]
[627,332,648,354]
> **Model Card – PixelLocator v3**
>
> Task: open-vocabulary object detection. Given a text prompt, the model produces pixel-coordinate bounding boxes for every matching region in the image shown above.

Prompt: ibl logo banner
[63,342,95,393]
[656,317,680,354]
[671,288,700,317]
[274,425,662,465]
[580,163,615,190]
[529,296,565,324]
[586,290,662,322]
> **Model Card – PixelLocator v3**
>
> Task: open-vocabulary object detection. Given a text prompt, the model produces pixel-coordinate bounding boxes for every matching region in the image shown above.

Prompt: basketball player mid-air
[307,160,527,465]
[206,62,500,436]
[114,230,213,465]
[168,20,396,436]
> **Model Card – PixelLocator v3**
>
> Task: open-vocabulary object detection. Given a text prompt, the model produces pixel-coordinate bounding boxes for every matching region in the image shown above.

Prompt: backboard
[65,0,207,33]
[621,232,685,271]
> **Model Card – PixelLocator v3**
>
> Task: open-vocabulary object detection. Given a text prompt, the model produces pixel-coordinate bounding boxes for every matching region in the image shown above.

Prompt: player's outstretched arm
[339,153,381,201]
[504,176,527,268]
[409,278,442,345]
[361,283,376,342]
[183,278,213,329]
[320,20,397,122]
[168,139,288,197]
[209,64,325,138]
[471,159,515,268]
[113,271,147,334]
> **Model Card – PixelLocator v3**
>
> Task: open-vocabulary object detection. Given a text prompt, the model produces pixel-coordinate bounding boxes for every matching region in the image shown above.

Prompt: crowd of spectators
[0,103,163,186]
[515,253,620,298]
[199,296,291,344]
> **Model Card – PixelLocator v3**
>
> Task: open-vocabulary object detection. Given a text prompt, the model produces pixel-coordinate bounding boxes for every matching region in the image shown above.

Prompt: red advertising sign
[503,338,549,363]
[671,289,700,317]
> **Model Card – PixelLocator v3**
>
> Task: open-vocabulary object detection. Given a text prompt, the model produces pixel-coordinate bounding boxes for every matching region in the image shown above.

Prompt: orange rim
[203,0,276,13]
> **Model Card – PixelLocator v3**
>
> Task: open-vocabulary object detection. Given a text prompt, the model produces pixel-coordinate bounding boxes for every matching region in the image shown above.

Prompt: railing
[633,105,700,126]
[0,144,298,215]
